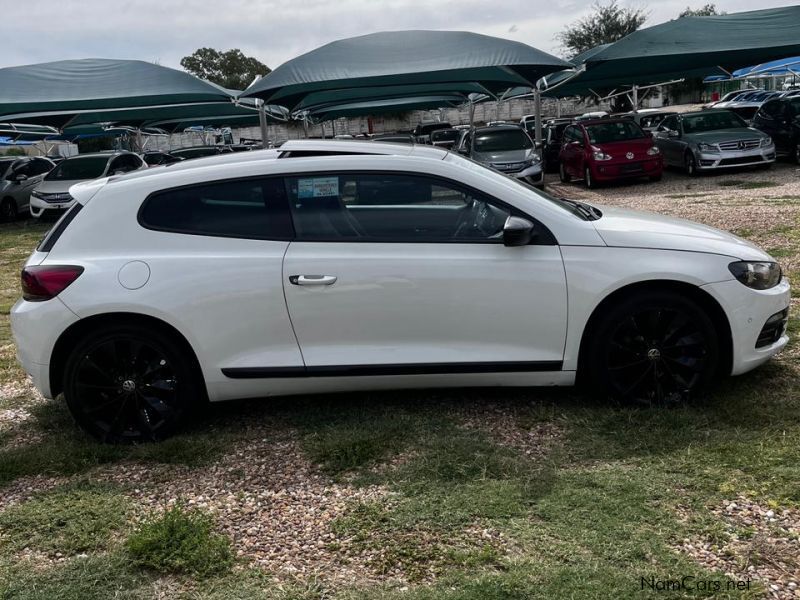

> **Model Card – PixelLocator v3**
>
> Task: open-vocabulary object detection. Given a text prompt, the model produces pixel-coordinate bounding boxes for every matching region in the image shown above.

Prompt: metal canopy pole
[533,87,543,147]
[631,84,638,113]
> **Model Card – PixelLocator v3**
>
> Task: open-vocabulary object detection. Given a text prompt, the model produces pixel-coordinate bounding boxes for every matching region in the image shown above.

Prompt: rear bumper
[591,158,662,181]
[10,297,79,399]
[701,277,791,375]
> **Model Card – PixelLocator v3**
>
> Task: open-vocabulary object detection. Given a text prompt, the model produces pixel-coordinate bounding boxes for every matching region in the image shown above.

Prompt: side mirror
[503,216,535,247]
[668,130,680,138]
[13,173,28,183]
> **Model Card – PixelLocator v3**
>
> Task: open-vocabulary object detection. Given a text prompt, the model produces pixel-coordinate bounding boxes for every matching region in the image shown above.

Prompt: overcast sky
[2,0,798,71]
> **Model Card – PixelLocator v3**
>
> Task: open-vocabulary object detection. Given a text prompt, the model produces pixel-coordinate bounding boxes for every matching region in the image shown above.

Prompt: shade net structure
[301,94,479,122]
[550,7,800,96]
[0,59,238,127]
[241,30,570,110]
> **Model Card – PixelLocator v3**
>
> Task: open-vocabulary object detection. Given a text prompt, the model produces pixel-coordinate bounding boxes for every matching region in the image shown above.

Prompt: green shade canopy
[242,30,570,109]
[563,7,800,93]
[0,59,235,123]
[302,94,473,122]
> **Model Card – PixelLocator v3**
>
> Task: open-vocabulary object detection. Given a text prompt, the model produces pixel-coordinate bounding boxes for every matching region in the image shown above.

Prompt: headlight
[592,150,612,161]
[646,146,660,156]
[698,142,718,152]
[31,191,44,199]
[761,136,773,147]
[728,261,782,290]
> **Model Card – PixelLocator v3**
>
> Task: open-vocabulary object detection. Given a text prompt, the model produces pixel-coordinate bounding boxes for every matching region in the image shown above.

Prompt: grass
[0,481,131,556]
[1,197,798,598]
[717,180,779,189]
[125,504,234,578]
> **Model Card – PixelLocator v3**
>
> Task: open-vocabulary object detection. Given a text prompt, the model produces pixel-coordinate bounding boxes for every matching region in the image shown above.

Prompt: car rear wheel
[64,325,197,443]
[559,162,571,183]
[0,198,16,222]
[684,151,698,176]
[585,291,719,405]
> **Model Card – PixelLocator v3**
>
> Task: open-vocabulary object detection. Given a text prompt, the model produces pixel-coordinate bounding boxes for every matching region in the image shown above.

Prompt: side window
[285,173,511,243]
[112,155,141,173]
[28,159,53,176]
[758,101,779,120]
[9,159,31,177]
[139,177,294,240]
[660,116,678,132]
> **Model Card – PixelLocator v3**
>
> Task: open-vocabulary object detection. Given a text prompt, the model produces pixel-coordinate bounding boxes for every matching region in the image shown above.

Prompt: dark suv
[752,96,800,163]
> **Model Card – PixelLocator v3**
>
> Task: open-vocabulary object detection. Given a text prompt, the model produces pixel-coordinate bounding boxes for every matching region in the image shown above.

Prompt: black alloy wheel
[64,326,195,442]
[587,292,719,405]
[684,151,698,176]
[0,198,16,222]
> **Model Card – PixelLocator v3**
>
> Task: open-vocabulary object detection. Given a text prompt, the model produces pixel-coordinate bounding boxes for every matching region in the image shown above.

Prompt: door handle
[289,274,337,286]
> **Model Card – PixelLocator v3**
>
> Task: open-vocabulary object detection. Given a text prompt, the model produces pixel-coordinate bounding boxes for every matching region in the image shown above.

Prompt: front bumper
[701,277,791,376]
[696,146,775,170]
[10,297,79,399]
[592,157,662,181]
[506,164,544,187]
[29,195,76,218]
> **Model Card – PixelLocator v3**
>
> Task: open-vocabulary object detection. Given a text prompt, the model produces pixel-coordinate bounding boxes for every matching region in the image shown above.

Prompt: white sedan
[10,140,790,442]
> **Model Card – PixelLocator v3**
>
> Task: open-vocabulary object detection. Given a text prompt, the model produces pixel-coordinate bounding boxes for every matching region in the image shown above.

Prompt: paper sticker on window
[297,177,339,198]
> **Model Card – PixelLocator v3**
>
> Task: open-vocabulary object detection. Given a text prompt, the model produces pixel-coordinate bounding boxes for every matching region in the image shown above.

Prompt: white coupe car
[10,140,790,442]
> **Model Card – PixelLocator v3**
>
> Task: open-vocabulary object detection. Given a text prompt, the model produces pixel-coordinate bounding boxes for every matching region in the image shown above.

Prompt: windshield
[473,129,532,152]
[45,156,109,181]
[682,111,747,133]
[444,151,599,221]
[431,129,460,142]
[585,121,647,144]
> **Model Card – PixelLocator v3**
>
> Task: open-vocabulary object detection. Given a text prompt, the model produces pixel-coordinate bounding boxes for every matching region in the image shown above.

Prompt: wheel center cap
[647,348,662,361]
[121,379,137,393]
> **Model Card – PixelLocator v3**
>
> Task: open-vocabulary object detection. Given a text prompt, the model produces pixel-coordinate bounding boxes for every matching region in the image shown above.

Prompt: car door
[281,171,568,371]
[654,116,681,166]
[560,126,582,177]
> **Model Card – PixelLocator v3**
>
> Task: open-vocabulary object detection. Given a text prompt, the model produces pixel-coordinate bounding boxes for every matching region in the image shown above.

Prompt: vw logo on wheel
[626,152,634,159]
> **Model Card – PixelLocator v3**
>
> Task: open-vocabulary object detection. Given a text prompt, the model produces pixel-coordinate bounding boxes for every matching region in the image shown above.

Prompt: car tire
[0,198,16,222]
[584,166,597,189]
[684,151,698,176]
[63,324,198,443]
[559,162,571,183]
[585,290,720,405]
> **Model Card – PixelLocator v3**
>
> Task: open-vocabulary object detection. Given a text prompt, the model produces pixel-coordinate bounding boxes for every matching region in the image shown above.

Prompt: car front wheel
[63,324,197,443]
[585,291,719,405]
[684,151,698,176]
[559,162,571,183]
[584,166,597,188]
[0,198,16,222]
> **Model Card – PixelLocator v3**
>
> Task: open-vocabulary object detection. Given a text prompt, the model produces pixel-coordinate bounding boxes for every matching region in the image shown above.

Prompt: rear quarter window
[138,177,294,240]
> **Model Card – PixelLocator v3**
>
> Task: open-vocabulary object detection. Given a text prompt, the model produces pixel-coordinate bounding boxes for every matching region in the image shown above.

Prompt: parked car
[30,151,146,219]
[536,119,571,173]
[10,139,790,442]
[559,119,663,188]
[751,96,800,162]
[413,121,451,144]
[141,151,183,167]
[429,128,462,149]
[619,109,678,132]
[653,110,775,175]
[710,89,763,109]
[371,133,416,144]
[0,156,55,221]
[458,125,543,188]
[170,146,227,160]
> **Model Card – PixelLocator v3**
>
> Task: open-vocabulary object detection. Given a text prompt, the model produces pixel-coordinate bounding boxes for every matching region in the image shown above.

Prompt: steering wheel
[452,198,482,238]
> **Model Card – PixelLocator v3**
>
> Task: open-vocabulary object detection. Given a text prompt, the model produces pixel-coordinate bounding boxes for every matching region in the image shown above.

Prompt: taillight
[21,265,84,302]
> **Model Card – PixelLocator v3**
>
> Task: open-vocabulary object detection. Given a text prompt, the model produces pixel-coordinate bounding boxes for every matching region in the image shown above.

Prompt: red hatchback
[558,119,663,187]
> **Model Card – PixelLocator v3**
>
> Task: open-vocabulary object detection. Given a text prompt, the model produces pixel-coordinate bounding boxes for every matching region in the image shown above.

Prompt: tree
[679,4,722,17]
[557,1,648,58]
[180,48,270,91]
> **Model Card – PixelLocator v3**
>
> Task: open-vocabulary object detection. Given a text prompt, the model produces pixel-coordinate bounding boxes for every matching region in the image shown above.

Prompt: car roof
[107,139,450,185]
[578,118,636,126]
[63,152,128,161]
[473,124,524,133]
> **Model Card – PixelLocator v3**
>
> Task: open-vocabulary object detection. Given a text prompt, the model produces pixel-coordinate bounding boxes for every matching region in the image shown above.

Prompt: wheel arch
[576,279,733,383]
[49,311,207,400]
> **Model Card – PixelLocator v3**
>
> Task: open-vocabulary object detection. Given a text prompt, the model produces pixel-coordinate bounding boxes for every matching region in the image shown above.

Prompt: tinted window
[140,178,293,240]
[27,158,54,176]
[110,154,142,173]
[285,173,510,242]
[473,129,532,152]
[0,159,15,178]
[585,121,647,143]
[660,116,679,131]
[45,156,109,181]
[430,129,460,142]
